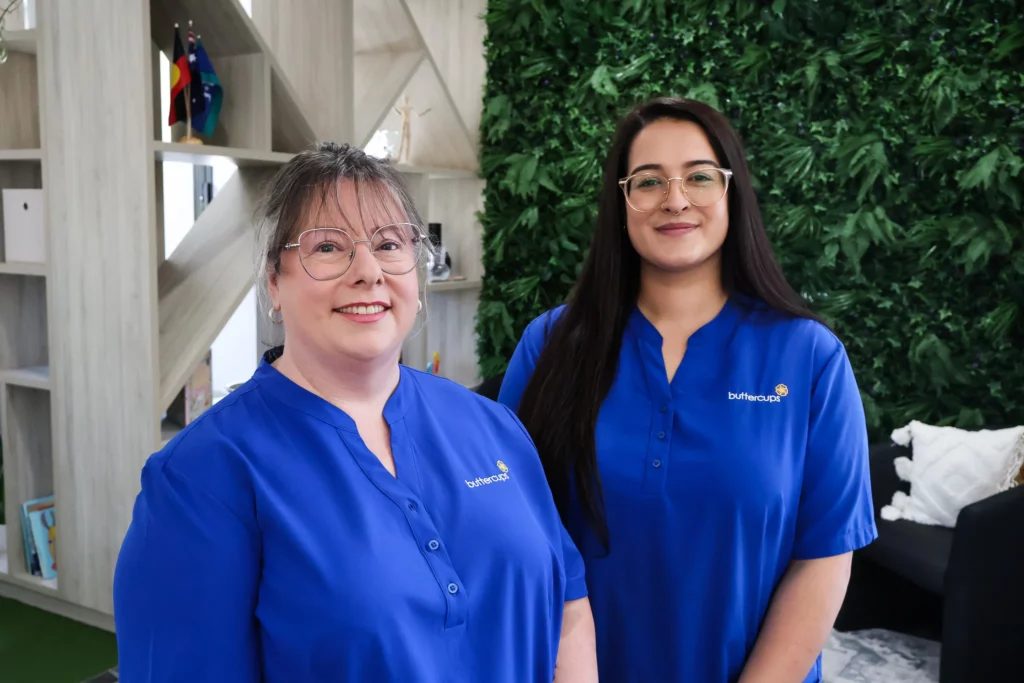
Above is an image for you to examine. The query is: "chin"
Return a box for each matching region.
[335,339,399,364]
[642,251,712,274]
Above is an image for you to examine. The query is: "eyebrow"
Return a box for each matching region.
[628,160,719,175]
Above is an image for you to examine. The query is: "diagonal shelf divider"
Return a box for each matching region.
[157,166,278,412]
[394,0,477,157]
[355,49,425,147]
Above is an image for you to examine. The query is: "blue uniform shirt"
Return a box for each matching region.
[113,348,587,683]
[499,296,878,683]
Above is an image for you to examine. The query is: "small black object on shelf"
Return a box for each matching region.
[427,222,452,279]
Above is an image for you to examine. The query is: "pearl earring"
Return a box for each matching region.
[417,299,422,312]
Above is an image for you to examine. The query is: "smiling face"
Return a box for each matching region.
[267,179,421,367]
[623,118,730,275]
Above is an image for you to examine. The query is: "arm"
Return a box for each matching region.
[738,554,852,683]
[742,339,876,681]
[113,453,261,682]
[554,596,599,683]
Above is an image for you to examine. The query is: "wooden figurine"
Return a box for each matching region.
[394,94,431,164]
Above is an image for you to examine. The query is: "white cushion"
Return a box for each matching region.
[880,421,1024,527]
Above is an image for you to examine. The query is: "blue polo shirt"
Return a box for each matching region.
[113,349,587,683]
[499,295,878,683]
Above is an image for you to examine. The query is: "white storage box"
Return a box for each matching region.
[2,188,45,264]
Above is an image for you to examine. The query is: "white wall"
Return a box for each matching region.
[158,50,258,400]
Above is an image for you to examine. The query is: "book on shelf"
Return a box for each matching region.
[165,350,213,428]
[20,495,56,580]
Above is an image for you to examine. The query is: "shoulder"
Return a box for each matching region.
[498,305,567,410]
[144,384,261,522]
[404,366,515,420]
[735,297,846,371]
[519,304,568,353]
[404,367,535,444]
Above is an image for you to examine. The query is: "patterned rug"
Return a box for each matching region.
[823,629,941,682]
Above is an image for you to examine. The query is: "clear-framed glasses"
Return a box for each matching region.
[282,222,427,281]
[618,167,733,212]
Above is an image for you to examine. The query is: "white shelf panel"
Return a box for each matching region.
[0,149,42,162]
[0,365,51,390]
[425,277,481,292]
[0,262,46,277]
[152,141,293,167]
[395,163,478,179]
[4,29,37,56]
[0,570,59,595]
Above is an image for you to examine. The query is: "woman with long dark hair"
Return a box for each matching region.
[498,97,877,683]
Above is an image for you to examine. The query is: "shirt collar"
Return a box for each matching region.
[253,346,409,432]
[627,293,746,351]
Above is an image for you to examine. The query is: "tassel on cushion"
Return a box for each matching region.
[894,456,914,482]
[880,491,909,522]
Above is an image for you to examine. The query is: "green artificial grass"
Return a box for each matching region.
[0,596,117,683]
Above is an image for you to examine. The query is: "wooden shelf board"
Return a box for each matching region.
[0,365,51,390]
[394,164,479,179]
[0,262,46,277]
[0,149,42,162]
[149,0,262,57]
[153,141,293,167]
[425,278,481,292]
[0,570,59,595]
[4,29,37,55]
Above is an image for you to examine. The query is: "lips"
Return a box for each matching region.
[336,304,388,315]
[656,222,699,234]
[334,302,391,323]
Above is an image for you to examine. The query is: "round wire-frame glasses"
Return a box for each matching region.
[618,167,734,212]
[282,222,428,281]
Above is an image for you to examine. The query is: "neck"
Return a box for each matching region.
[637,255,728,335]
[273,339,400,413]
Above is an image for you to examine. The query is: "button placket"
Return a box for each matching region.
[401,497,467,629]
[644,396,673,491]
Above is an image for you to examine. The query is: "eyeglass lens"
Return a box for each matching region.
[297,224,422,280]
[624,169,729,210]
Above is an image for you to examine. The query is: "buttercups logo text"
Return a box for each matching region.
[466,460,511,488]
[728,384,789,404]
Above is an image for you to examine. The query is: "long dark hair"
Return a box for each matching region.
[516,97,820,553]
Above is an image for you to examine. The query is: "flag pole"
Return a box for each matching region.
[180,20,202,145]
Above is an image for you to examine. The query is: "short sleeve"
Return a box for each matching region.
[792,341,879,560]
[497,307,562,412]
[560,525,589,601]
[113,449,262,682]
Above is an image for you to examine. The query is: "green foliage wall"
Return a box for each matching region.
[476,0,1024,441]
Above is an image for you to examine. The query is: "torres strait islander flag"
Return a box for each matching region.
[168,25,191,125]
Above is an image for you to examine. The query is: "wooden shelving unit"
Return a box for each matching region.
[0,0,487,630]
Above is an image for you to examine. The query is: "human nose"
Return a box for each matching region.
[661,178,690,213]
[346,238,384,285]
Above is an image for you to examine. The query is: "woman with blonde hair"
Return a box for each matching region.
[113,142,597,683]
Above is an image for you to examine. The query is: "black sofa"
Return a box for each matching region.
[837,442,1024,682]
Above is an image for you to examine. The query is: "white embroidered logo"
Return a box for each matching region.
[728,384,788,404]
[465,460,511,488]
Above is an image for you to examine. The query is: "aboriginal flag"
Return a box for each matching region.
[168,26,191,125]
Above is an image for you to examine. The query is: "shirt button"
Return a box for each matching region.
[407,501,417,511]
[659,404,668,413]
[652,459,662,468]
[657,431,666,439]
[447,582,459,594]
[427,539,440,551]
